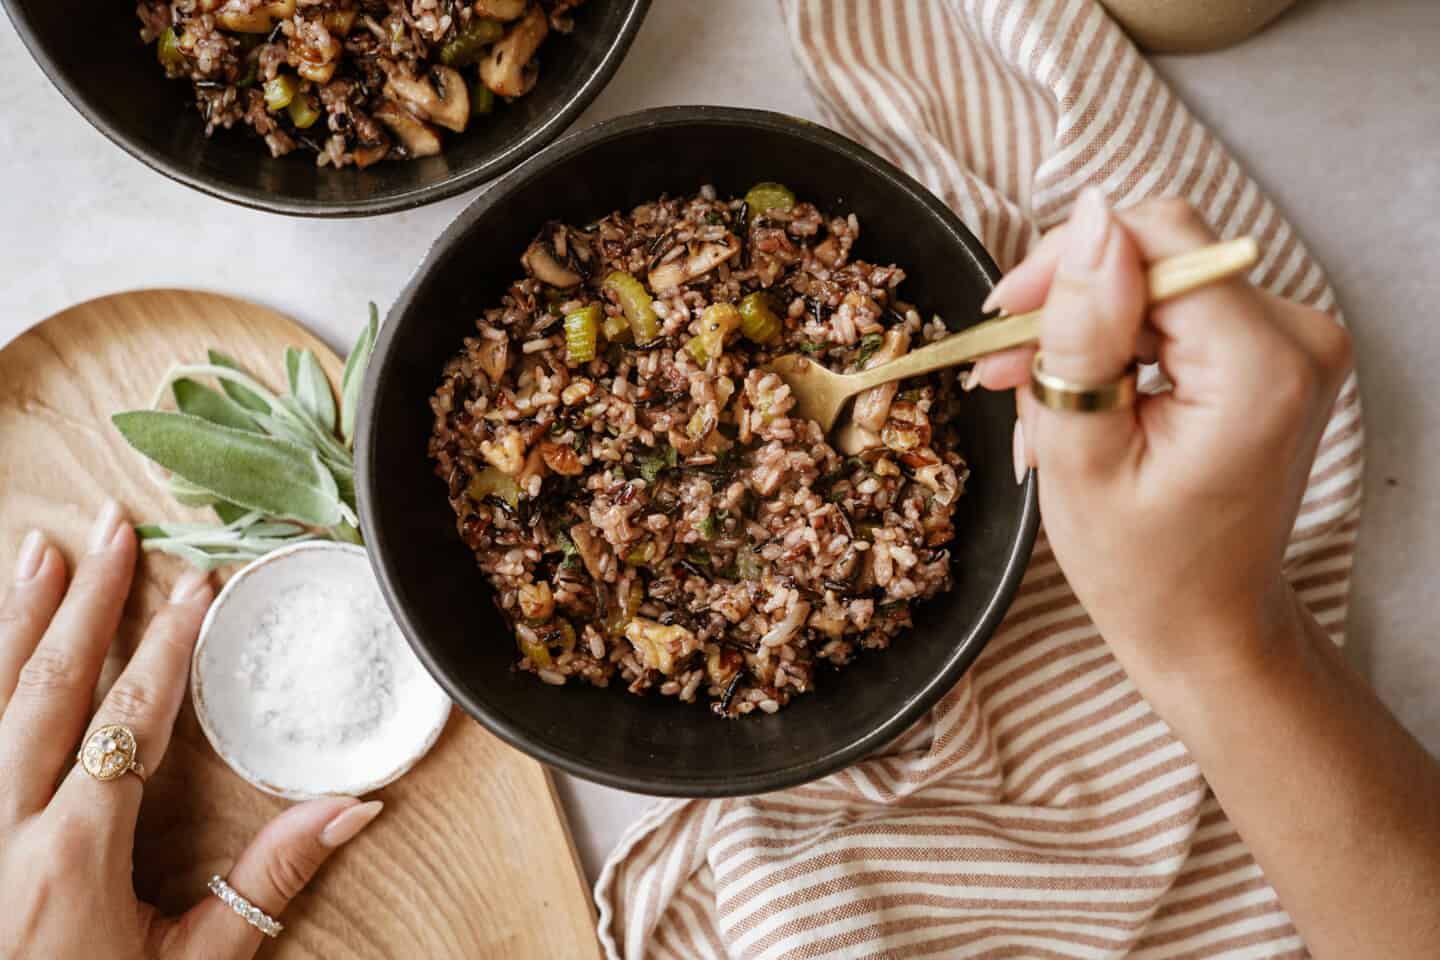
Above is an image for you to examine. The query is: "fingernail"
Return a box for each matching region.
[961,360,985,392]
[320,800,383,848]
[15,530,44,582]
[1013,419,1027,485]
[170,569,212,604]
[1061,187,1110,274]
[981,286,1004,313]
[88,500,125,554]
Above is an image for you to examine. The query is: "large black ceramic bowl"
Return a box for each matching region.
[1,0,649,216]
[357,106,1038,796]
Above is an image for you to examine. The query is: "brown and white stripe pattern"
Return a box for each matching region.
[594,1,1364,956]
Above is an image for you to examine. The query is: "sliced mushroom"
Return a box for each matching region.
[880,400,931,453]
[383,66,469,133]
[625,618,700,675]
[351,138,391,169]
[569,524,607,581]
[481,5,548,97]
[538,441,583,476]
[427,66,471,132]
[835,420,882,457]
[474,0,529,20]
[521,221,586,288]
[475,337,509,381]
[914,461,960,506]
[850,328,911,432]
[647,234,742,292]
[372,100,442,157]
[215,0,294,32]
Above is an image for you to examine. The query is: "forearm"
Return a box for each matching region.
[1115,594,1440,958]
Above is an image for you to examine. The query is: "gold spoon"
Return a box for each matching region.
[770,236,1260,432]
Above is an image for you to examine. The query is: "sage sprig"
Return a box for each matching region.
[135,512,319,571]
[113,304,380,569]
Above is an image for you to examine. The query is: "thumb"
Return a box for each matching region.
[174,796,383,959]
[1028,187,1147,477]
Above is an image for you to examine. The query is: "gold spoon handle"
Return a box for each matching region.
[847,235,1260,391]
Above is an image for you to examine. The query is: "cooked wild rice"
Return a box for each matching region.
[428,185,969,716]
[133,1,585,169]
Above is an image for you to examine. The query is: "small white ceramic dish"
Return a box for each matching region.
[191,541,453,800]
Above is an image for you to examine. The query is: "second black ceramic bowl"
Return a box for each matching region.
[1,0,649,216]
[358,106,1038,796]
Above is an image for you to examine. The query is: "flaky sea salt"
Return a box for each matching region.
[192,543,451,799]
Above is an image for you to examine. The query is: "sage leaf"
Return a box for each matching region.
[112,411,344,526]
[173,379,257,432]
[340,303,379,446]
[208,350,271,413]
[331,520,364,545]
[287,347,337,433]
[213,501,249,525]
[165,476,249,522]
[140,540,261,571]
[168,476,222,508]
[273,396,349,464]
[285,347,301,395]
[251,408,319,452]
[328,461,357,512]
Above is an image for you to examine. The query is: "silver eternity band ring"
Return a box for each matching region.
[208,875,284,938]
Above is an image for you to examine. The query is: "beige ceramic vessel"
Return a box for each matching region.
[1100,0,1301,52]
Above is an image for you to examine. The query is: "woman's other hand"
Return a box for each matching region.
[0,503,382,960]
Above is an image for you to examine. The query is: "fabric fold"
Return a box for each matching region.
[596,1,1363,956]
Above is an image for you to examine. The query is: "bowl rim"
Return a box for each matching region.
[356,105,1040,796]
[0,0,652,218]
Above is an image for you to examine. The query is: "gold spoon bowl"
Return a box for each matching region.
[770,236,1259,433]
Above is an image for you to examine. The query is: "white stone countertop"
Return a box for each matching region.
[2,0,1437,887]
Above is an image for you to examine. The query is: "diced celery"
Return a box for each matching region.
[156,28,186,73]
[738,291,781,343]
[287,94,321,129]
[263,74,297,112]
[564,304,601,365]
[603,271,660,344]
[440,17,504,67]
[744,181,796,216]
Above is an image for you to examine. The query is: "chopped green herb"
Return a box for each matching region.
[798,341,827,355]
[625,541,655,566]
[704,211,725,226]
[699,513,719,540]
[638,445,678,484]
[857,332,884,366]
[553,530,582,571]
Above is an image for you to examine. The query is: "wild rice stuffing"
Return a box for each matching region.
[133,1,585,168]
[429,183,969,717]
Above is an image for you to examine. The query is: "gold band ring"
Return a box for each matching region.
[1030,351,1139,413]
[77,723,146,784]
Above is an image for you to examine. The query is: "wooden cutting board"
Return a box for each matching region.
[0,290,601,960]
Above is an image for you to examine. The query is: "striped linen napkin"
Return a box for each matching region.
[595,1,1364,956]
